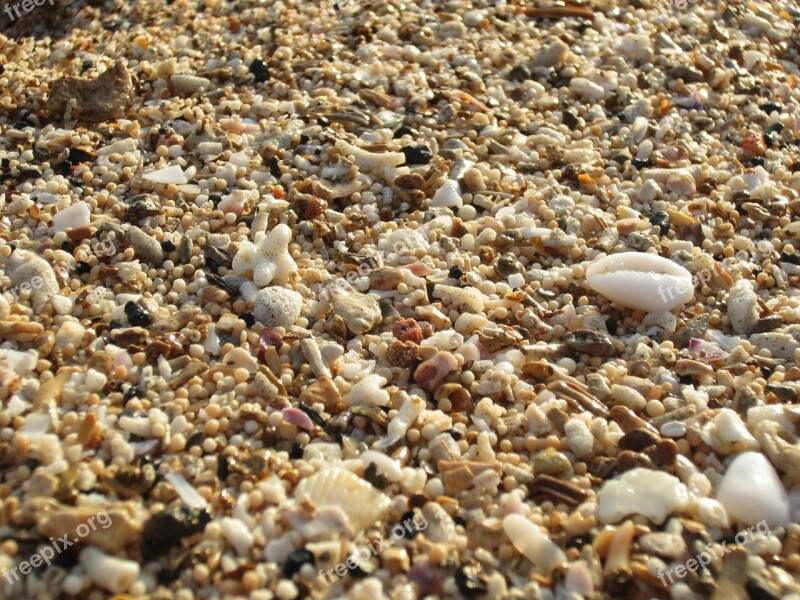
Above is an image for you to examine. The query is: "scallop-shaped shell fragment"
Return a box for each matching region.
[294,467,391,533]
[586,253,694,313]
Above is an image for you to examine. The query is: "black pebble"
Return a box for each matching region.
[632,158,654,169]
[268,156,281,179]
[509,64,531,82]
[54,161,72,175]
[124,301,153,327]
[209,193,222,206]
[284,549,314,577]
[317,116,330,127]
[240,312,255,327]
[19,167,42,179]
[76,261,92,275]
[394,511,423,539]
[649,211,670,236]
[760,102,782,114]
[157,567,181,585]
[160,240,176,252]
[781,252,800,266]
[217,455,228,481]
[562,110,579,129]
[393,124,418,139]
[401,145,432,165]
[766,123,784,135]
[448,265,463,279]
[68,147,94,163]
[141,506,211,561]
[425,281,437,300]
[249,59,270,84]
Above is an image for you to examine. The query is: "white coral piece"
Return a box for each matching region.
[232,223,297,287]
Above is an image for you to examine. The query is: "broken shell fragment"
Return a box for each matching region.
[502,513,567,574]
[586,253,694,312]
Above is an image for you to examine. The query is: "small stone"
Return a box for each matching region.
[124,301,153,327]
[533,40,570,67]
[618,428,660,452]
[48,60,133,122]
[369,267,405,290]
[533,447,572,476]
[300,376,341,410]
[508,64,531,82]
[564,329,615,356]
[386,340,419,367]
[462,168,485,192]
[638,532,687,560]
[55,321,86,347]
[128,226,165,265]
[170,74,212,94]
[332,287,382,335]
[649,211,670,236]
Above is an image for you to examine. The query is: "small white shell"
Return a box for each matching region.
[586,253,693,312]
[294,467,391,533]
[430,179,463,208]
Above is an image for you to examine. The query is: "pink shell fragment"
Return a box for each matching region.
[282,407,315,431]
[689,338,729,362]
[398,262,433,277]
